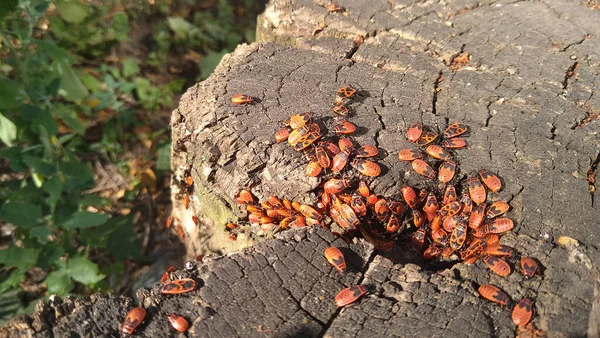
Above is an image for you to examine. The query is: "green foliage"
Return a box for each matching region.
[0,0,144,324]
[0,0,259,326]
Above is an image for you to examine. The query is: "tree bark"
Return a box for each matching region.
[3,0,600,336]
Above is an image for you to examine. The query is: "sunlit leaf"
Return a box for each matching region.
[0,112,17,147]
[45,261,73,296]
[67,255,105,285]
[167,17,194,37]
[122,58,140,78]
[55,59,89,102]
[55,0,89,24]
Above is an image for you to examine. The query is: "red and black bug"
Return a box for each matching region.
[468,177,487,205]
[439,201,461,218]
[165,216,174,229]
[324,178,350,194]
[351,158,381,177]
[231,94,256,105]
[443,185,457,204]
[306,161,322,177]
[449,218,467,250]
[324,247,347,272]
[333,120,357,135]
[443,123,468,139]
[315,146,331,169]
[425,145,451,160]
[479,169,502,192]
[483,255,511,277]
[401,186,418,209]
[332,105,349,116]
[512,298,534,326]
[350,193,367,216]
[487,218,514,233]
[412,210,425,228]
[274,127,291,143]
[335,285,367,307]
[121,307,146,335]
[289,112,312,129]
[406,123,424,142]
[469,204,486,229]
[415,131,439,146]
[411,227,426,251]
[441,137,467,149]
[398,149,423,161]
[354,145,378,158]
[236,190,254,204]
[168,314,189,332]
[411,159,436,179]
[478,284,510,306]
[484,244,513,257]
[161,266,176,283]
[374,198,390,220]
[520,257,539,278]
[485,201,510,219]
[438,160,457,183]
[161,278,197,294]
[334,85,357,105]
[332,149,352,173]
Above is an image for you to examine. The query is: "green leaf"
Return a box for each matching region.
[107,215,142,260]
[54,109,85,135]
[0,0,18,20]
[0,288,27,326]
[45,262,73,296]
[67,255,105,285]
[0,79,22,110]
[0,202,42,228]
[61,160,94,191]
[0,245,38,267]
[0,268,27,294]
[55,0,88,24]
[80,194,110,208]
[35,40,67,60]
[30,226,52,244]
[111,12,130,42]
[0,147,26,172]
[199,49,228,79]
[156,140,171,171]
[0,112,17,147]
[37,244,64,270]
[167,17,194,37]
[122,58,140,78]
[62,211,109,229]
[79,72,102,92]
[44,175,63,213]
[21,106,59,137]
[55,59,89,102]
[22,155,56,177]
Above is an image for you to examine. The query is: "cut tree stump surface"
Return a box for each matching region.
[3,0,600,337]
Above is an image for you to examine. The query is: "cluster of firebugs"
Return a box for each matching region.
[121,87,540,335]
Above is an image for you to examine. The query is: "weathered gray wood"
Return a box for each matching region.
[3,0,600,336]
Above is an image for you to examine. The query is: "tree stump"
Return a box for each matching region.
[3,0,600,337]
